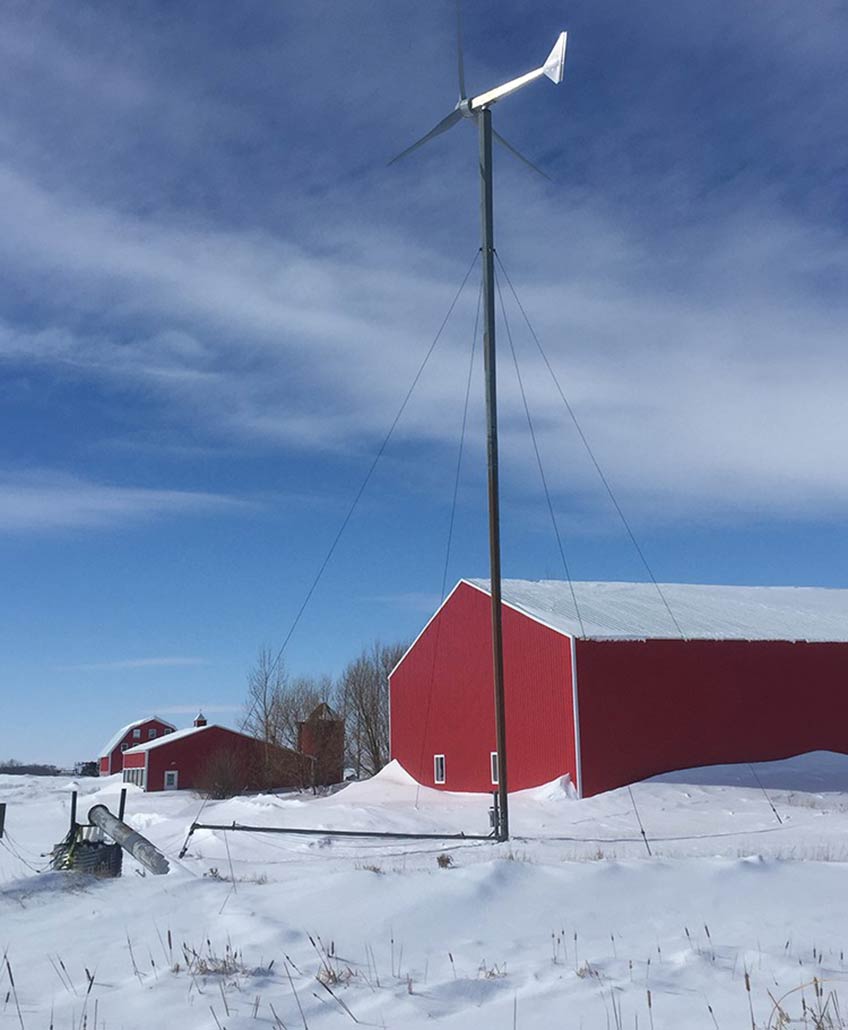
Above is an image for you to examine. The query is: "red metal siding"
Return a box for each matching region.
[141,727,303,792]
[576,638,848,797]
[390,582,576,792]
[146,727,250,792]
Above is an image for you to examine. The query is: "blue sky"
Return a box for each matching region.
[2,1,847,765]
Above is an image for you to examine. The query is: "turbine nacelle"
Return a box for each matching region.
[467,33,568,111]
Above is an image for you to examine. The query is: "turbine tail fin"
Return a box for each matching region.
[543,31,568,84]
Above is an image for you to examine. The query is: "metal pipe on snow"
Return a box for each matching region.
[88,804,170,875]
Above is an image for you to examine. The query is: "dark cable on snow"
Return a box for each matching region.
[495,253,685,641]
[0,834,47,874]
[496,269,586,638]
[748,763,783,825]
[627,785,653,856]
[519,822,788,845]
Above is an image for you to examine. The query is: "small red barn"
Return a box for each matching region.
[389,579,848,797]
[98,716,176,776]
[122,720,305,793]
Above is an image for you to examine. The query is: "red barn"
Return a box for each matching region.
[98,716,176,776]
[122,718,305,793]
[389,579,848,797]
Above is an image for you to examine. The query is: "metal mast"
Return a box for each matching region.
[389,27,568,844]
[478,106,509,840]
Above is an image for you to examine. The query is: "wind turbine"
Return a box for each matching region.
[389,28,567,176]
[390,22,569,843]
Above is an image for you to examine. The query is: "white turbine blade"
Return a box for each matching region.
[456,0,466,100]
[387,109,463,165]
[492,130,551,181]
[543,32,568,84]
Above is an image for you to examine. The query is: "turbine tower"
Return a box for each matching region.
[390,22,568,843]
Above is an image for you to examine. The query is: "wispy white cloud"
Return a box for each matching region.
[3,181,847,525]
[55,657,209,672]
[0,470,246,532]
[0,163,474,451]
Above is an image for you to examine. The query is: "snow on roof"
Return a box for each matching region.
[99,716,177,758]
[123,723,220,753]
[466,578,848,642]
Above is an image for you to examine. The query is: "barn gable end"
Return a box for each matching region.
[389,580,578,793]
[98,716,177,776]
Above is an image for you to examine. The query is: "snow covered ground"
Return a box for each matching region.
[3,753,848,1028]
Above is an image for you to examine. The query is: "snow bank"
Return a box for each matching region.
[518,773,577,802]
[4,753,848,1028]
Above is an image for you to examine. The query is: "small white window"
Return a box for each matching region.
[120,742,129,751]
[434,754,446,784]
[490,751,499,785]
[148,728,157,739]
[132,728,141,739]
[164,770,179,790]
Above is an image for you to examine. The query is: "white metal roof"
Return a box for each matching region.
[123,723,218,753]
[466,578,848,643]
[99,716,177,758]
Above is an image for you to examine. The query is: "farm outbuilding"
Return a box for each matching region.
[389,579,848,798]
[98,716,176,776]
[121,707,346,793]
[121,721,303,793]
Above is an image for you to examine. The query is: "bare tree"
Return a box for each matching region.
[278,674,335,750]
[339,640,407,777]
[242,648,338,785]
[241,646,288,747]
